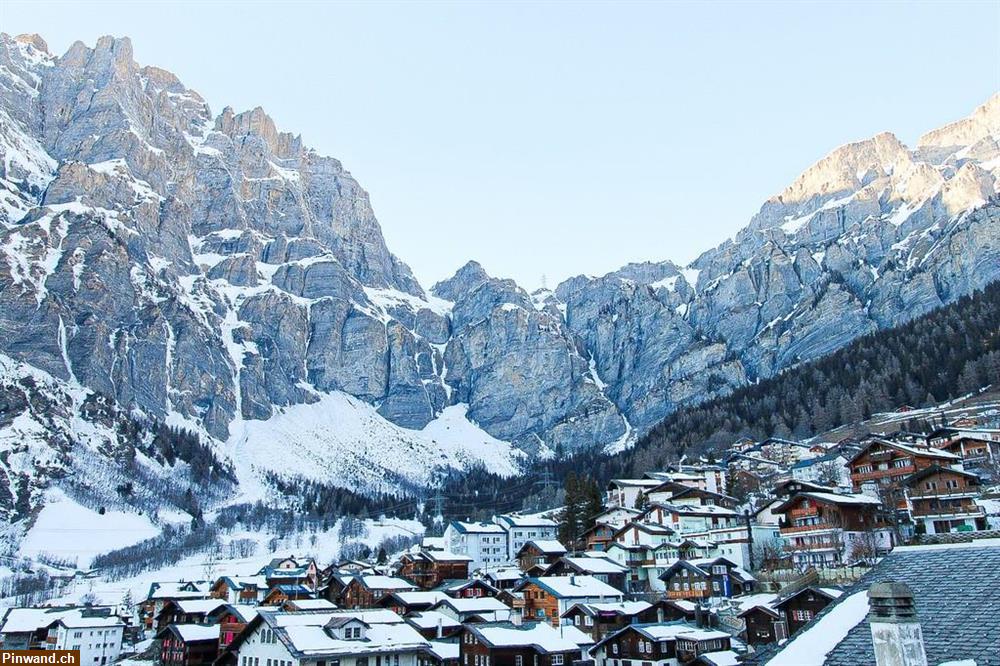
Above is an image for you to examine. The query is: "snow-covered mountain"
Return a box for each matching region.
[1,32,998,535]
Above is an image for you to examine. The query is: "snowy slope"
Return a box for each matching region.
[227,394,524,500]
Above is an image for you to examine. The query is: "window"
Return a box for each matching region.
[552,656,564,666]
[515,657,523,666]
[712,581,720,592]
[585,616,594,627]
[612,645,619,655]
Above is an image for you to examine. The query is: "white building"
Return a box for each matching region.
[494,514,559,560]
[48,610,125,666]
[231,609,433,666]
[790,453,851,489]
[443,521,508,572]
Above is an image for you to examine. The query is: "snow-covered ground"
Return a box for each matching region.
[18,490,161,568]
[3,515,424,610]
[226,392,524,500]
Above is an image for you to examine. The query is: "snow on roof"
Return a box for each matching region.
[282,622,428,656]
[472,622,581,653]
[558,625,595,647]
[698,650,740,666]
[764,591,869,666]
[391,591,448,606]
[566,601,651,617]
[173,624,220,643]
[404,611,461,630]
[523,540,567,554]
[427,641,459,661]
[802,492,882,506]
[435,597,509,613]
[609,479,662,488]
[287,599,337,610]
[423,550,473,562]
[633,624,729,642]
[147,581,210,600]
[450,521,505,534]
[270,609,403,629]
[497,514,558,528]
[559,556,627,574]
[357,576,417,590]
[729,593,779,612]
[2,607,127,633]
[528,576,624,599]
[172,599,228,614]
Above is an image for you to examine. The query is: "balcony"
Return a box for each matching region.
[785,540,841,552]
[779,522,839,535]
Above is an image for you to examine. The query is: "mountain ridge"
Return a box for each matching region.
[1,33,998,529]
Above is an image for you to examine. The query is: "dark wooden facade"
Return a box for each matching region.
[400,553,471,590]
[157,627,219,666]
[774,587,839,636]
[459,627,579,666]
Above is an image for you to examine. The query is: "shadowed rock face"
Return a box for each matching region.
[1,32,998,467]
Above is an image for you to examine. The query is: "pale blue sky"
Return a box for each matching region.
[4,1,998,290]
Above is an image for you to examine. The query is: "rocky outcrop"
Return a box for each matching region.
[1,32,998,485]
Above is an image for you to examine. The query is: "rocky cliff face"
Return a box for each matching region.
[1,33,998,506]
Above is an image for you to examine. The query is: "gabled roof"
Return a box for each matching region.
[902,464,982,487]
[466,621,581,654]
[156,623,220,643]
[517,540,567,556]
[561,601,651,619]
[495,514,558,529]
[772,491,881,515]
[381,591,448,608]
[658,557,754,583]
[159,598,228,616]
[771,586,843,610]
[754,540,1000,666]
[548,556,627,575]
[516,575,624,599]
[403,611,462,631]
[589,622,730,654]
[349,576,417,591]
[847,438,961,465]
[431,597,510,614]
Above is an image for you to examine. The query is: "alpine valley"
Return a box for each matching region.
[1,33,998,550]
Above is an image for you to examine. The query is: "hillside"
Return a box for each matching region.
[1,31,998,538]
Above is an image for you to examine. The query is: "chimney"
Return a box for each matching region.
[693,604,705,628]
[436,616,443,639]
[868,582,927,666]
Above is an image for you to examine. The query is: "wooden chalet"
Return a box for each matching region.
[403,610,463,640]
[739,603,784,647]
[140,581,210,631]
[377,590,448,615]
[658,557,754,600]
[773,586,842,636]
[516,540,568,573]
[580,522,617,552]
[460,622,584,666]
[155,599,227,632]
[904,465,987,534]
[209,576,267,605]
[848,438,961,495]
[513,576,624,628]
[261,584,314,607]
[339,575,417,609]
[157,624,220,666]
[436,578,499,599]
[589,622,732,666]
[542,556,628,592]
[560,601,652,640]
[772,491,893,568]
[204,605,258,654]
[399,550,472,590]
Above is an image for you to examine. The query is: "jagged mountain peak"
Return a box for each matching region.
[431,259,491,301]
[13,33,49,54]
[917,92,1000,161]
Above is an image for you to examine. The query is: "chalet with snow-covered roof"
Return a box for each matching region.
[459,621,585,666]
[591,507,642,530]
[588,622,732,666]
[516,540,567,573]
[140,581,211,630]
[220,608,435,666]
[513,576,624,627]
[262,584,316,607]
[211,576,269,605]
[772,586,843,636]
[340,576,418,609]
[378,591,448,616]
[0,606,126,663]
[580,523,617,552]
[658,557,754,601]
[429,596,512,624]
[542,556,628,591]
[283,599,337,613]
[603,540,713,595]
[773,491,893,568]
[398,550,472,590]
[494,514,560,561]
[155,599,228,631]
[737,602,783,647]
[157,624,220,666]
[936,435,1000,478]
[560,601,652,641]
[205,604,259,654]
[848,438,961,496]
[645,482,737,510]
[482,567,525,591]
[403,611,463,641]
[435,578,498,599]
[903,465,987,534]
